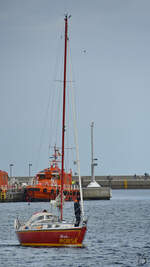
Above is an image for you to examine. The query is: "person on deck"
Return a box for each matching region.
[74,198,81,227]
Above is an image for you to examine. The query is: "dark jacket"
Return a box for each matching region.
[74,201,81,217]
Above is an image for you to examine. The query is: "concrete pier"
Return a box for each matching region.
[0,189,25,202]
[83,187,111,200]
[1,175,112,202]
[6,189,25,202]
[1,174,149,202]
[73,175,150,189]
[0,187,111,202]
[8,175,150,189]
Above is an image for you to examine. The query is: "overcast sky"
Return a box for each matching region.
[1,0,150,177]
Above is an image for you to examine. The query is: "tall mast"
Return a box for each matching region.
[91,122,94,183]
[89,121,99,187]
[61,15,68,221]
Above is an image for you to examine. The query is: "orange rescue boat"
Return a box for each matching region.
[25,146,80,202]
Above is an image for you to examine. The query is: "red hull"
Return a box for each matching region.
[16,226,86,247]
[25,188,80,202]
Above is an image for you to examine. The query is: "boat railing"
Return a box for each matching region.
[14,217,25,230]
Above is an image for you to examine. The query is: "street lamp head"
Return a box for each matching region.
[10,163,14,167]
[9,163,14,177]
[29,163,32,177]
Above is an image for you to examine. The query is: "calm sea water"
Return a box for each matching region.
[0,190,150,267]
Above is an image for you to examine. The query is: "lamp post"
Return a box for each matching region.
[9,163,14,177]
[29,163,32,177]
[91,122,98,183]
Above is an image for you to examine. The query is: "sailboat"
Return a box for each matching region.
[14,15,87,247]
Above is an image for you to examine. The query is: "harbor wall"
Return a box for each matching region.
[0,189,25,202]
[8,175,150,189]
[1,175,149,202]
[73,175,150,189]
[83,187,111,200]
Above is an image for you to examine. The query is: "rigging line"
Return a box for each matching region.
[53,60,64,148]
[49,37,65,153]
[68,41,77,165]
[35,25,64,171]
[48,28,64,156]
[48,85,57,151]
[48,69,61,151]
[64,40,75,172]
[65,82,71,172]
[65,77,68,171]
[54,85,62,148]
[68,41,77,128]
[50,22,68,156]
[54,80,75,83]
[68,80,76,172]
[66,54,76,173]
[35,80,53,172]
[68,43,85,220]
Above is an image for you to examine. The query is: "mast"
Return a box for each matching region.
[71,80,85,220]
[91,122,94,183]
[89,121,99,187]
[61,15,68,221]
